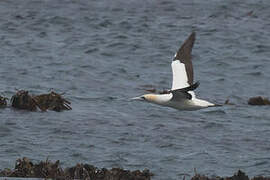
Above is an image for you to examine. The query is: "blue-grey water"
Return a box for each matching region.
[0,0,270,179]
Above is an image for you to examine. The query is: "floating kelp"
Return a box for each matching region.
[0,96,8,108]
[1,159,270,180]
[33,91,72,112]
[0,157,63,178]
[224,99,235,105]
[66,163,153,180]
[0,157,153,180]
[248,96,270,106]
[191,170,270,180]
[10,90,71,112]
[10,90,40,111]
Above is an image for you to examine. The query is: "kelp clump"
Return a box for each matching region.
[0,95,8,108]
[1,158,270,180]
[10,90,71,112]
[248,96,270,106]
[191,170,270,180]
[34,91,71,112]
[0,157,63,178]
[11,90,38,111]
[0,157,153,180]
[65,164,152,180]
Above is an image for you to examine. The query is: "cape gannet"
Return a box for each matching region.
[132,32,218,111]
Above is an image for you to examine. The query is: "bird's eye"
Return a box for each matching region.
[141,96,146,100]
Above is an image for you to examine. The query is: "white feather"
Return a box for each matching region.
[171,60,189,90]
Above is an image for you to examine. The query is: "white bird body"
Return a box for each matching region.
[132,32,218,111]
[140,93,215,111]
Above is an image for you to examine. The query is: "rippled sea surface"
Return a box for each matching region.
[0,0,270,179]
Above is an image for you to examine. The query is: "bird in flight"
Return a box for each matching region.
[132,32,218,111]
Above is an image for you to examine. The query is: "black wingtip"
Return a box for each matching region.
[173,32,196,61]
[173,32,196,85]
[185,81,200,91]
[190,31,196,40]
[170,81,200,93]
[186,32,196,45]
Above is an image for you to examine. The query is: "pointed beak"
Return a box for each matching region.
[131,96,145,101]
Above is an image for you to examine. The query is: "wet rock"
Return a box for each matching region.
[0,158,153,180]
[248,96,270,106]
[0,95,8,108]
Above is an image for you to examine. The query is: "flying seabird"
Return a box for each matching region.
[132,32,218,111]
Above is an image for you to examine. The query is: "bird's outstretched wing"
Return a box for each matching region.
[171,32,196,90]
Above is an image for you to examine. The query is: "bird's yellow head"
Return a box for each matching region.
[132,94,158,102]
[143,94,158,102]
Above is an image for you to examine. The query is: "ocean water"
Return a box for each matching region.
[0,0,270,179]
